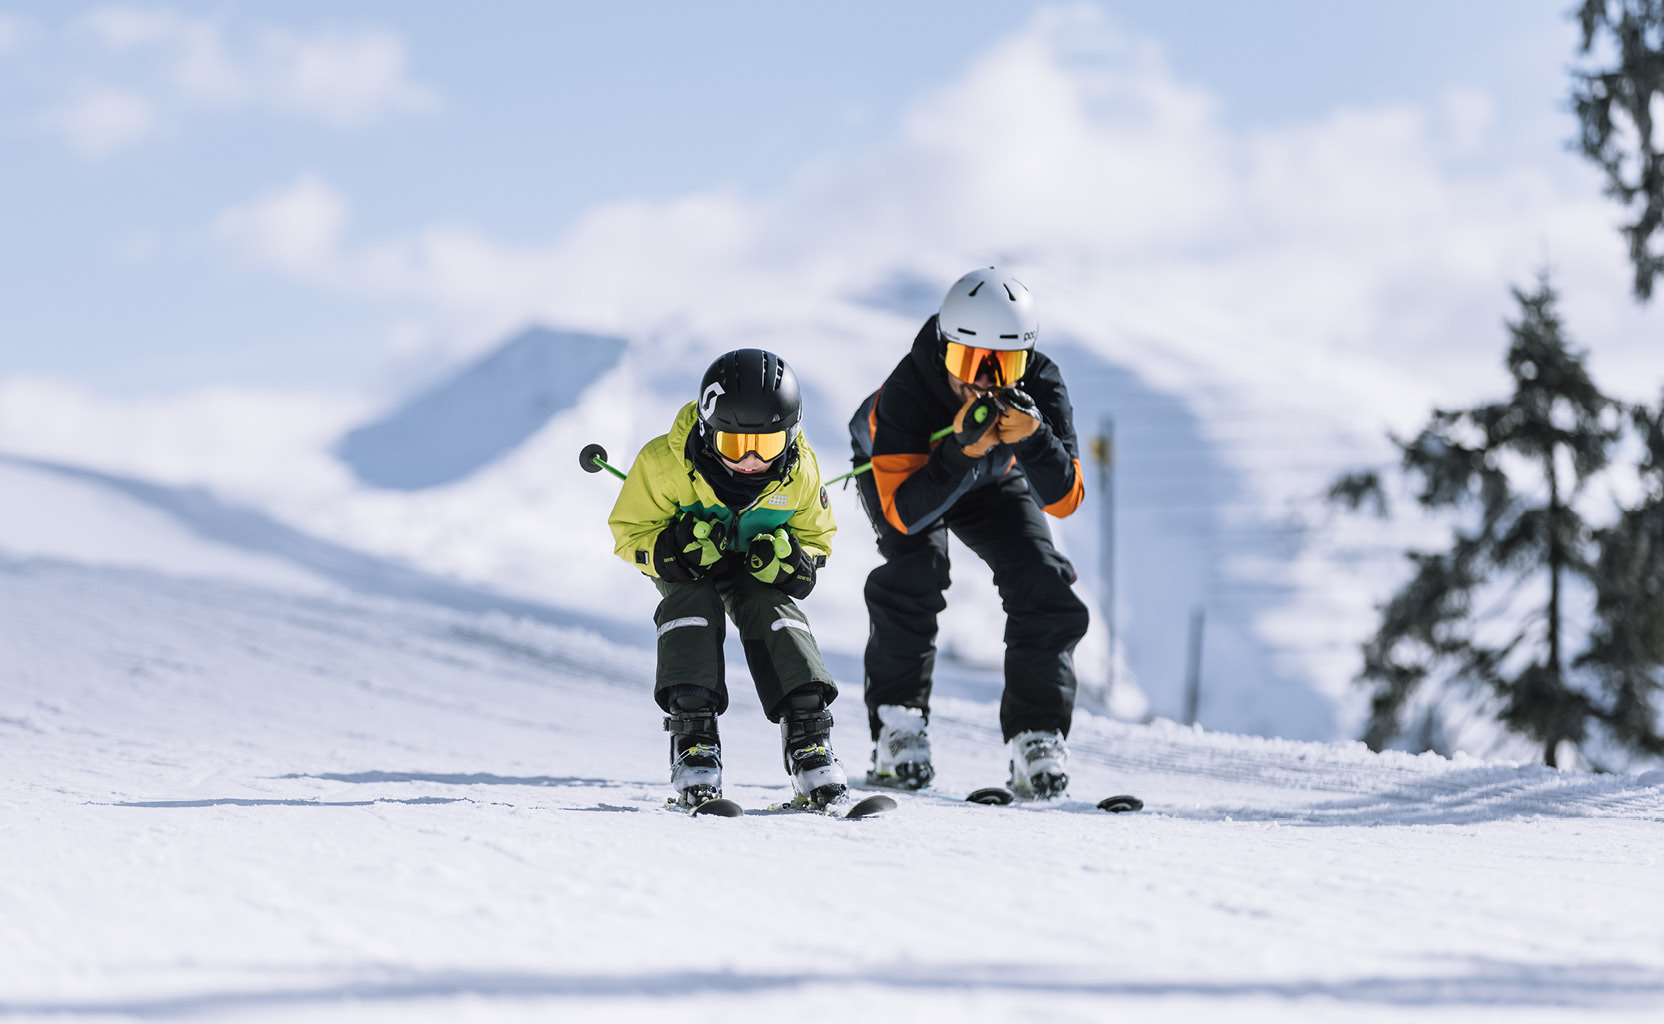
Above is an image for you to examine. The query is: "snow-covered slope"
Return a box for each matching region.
[0,458,341,594]
[4,555,1662,1023]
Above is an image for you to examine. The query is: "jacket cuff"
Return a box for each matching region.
[1014,422,1056,459]
[652,526,700,582]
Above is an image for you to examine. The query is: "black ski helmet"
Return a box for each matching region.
[696,349,802,468]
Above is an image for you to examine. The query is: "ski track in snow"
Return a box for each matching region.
[3,558,1664,1023]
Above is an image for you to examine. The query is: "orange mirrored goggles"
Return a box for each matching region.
[943,341,1030,386]
[713,429,790,462]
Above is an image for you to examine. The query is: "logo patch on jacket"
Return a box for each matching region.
[766,493,791,507]
[819,486,829,509]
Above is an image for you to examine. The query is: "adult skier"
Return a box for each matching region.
[608,348,848,810]
[850,268,1088,797]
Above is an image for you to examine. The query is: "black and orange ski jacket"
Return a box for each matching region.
[849,315,1084,535]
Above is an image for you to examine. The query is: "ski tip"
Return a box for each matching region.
[689,797,745,817]
[966,786,1016,806]
[842,793,898,819]
[1097,794,1144,813]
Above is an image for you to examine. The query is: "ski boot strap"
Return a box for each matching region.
[664,708,719,736]
[781,708,834,744]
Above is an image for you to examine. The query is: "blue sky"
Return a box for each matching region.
[0,1,1596,393]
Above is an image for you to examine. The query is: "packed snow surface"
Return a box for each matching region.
[3,556,1662,1024]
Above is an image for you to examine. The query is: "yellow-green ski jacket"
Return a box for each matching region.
[608,401,836,577]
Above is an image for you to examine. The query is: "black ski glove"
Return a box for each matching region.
[744,528,820,599]
[653,515,728,582]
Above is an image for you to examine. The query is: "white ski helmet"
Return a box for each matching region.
[937,267,1038,352]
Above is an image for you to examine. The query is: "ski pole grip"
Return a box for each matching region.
[956,394,1003,446]
[747,533,777,572]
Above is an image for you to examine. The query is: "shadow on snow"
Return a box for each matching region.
[1,958,1658,1016]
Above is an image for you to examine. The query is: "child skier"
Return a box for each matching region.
[607,348,847,809]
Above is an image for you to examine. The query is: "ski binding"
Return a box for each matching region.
[768,793,897,819]
[665,795,745,817]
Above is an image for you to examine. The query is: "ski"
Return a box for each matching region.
[1096,794,1144,813]
[766,793,898,819]
[964,786,1144,812]
[665,796,745,817]
[855,780,1144,813]
[667,793,898,818]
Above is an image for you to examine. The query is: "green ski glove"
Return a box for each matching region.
[654,515,728,582]
[745,528,819,598]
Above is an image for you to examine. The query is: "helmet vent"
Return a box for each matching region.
[967,281,984,297]
[957,327,977,335]
[1003,284,1016,301]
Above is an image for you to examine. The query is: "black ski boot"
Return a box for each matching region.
[665,694,722,809]
[779,690,848,808]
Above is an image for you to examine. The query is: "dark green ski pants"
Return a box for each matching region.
[652,566,837,722]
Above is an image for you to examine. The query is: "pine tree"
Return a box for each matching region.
[1579,396,1664,757]
[1571,0,1664,300]
[1331,276,1620,765]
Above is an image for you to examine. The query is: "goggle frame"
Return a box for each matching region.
[943,341,1030,387]
[712,428,790,463]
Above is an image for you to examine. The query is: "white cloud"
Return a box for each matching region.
[80,7,246,105]
[193,3,1662,445]
[211,175,350,276]
[195,4,1662,592]
[253,26,434,125]
[43,83,157,158]
[43,7,435,156]
[1442,87,1496,154]
[0,12,31,53]
[201,5,1649,403]
[80,6,186,49]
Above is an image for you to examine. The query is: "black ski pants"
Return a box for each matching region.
[857,471,1089,741]
[652,564,837,722]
